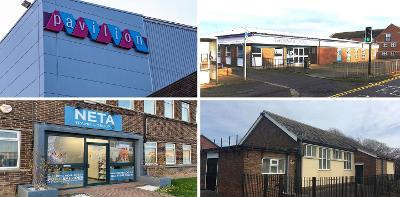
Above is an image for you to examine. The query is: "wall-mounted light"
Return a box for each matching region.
[21,0,32,9]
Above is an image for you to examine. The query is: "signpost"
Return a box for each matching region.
[365,27,372,75]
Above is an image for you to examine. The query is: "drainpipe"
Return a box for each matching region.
[296,137,303,193]
[143,114,148,176]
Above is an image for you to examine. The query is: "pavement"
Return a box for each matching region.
[58,182,171,197]
[201,68,368,97]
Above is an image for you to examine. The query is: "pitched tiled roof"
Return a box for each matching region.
[331,29,384,40]
[263,111,356,151]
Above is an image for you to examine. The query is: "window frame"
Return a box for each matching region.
[182,144,192,165]
[118,100,133,110]
[144,100,156,115]
[385,33,392,42]
[144,142,158,165]
[304,144,316,158]
[344,152,352,170]
[261,157,286,174]
[0,130,21,170]
[391,42,397,48]
[181,102,190,122]
[319,147,331,170]
[382,51,388,56]
[383,43,388,48]
[392,52,396,56]
[164,100,174,119]
[333,149,342,160]
[225,46,231,57]
[165,143,176,165]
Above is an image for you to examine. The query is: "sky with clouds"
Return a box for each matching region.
[201,100,400,148]
[0,0,196,41]
[199,0,400,37]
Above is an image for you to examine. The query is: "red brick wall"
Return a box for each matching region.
[375,24,400,59]
[354,151,377,176]
[241,116,297,149]
[217,151,244,197]
[0,100,197,196]
[201,135,218,150]
[318,47,338,65]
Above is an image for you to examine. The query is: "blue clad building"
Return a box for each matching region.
[0,0,197,97]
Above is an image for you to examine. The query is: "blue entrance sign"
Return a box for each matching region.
[64,106,122,131]
[47,170,84,187]
[111,167,134,181]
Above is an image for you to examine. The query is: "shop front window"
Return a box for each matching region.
[110,140,135,183]
[0,130,20,170]
[47,135,84,188]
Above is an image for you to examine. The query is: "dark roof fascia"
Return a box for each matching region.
[201,145,298,155]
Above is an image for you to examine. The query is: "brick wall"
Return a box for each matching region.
[241,116,298,149]
[201,135,218,150]
[149,72,197,97]
[217,151,244,197]
[0,100,197,196]
[354,151,377,176]
[317,47,337,65]
[376,24,400,59]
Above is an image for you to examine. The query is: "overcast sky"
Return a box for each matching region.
[0,0,196,41]
[201,100,400,148]
[199,0,400,37]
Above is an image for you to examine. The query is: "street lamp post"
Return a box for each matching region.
[244,31,248,80]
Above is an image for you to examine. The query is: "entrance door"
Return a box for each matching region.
[252,47,262,67]
[206,158,218,190]
[86,143,109,185]
[288,48,308,66]
[355,164,364,184]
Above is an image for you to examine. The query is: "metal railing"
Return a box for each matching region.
[243,174,400,197]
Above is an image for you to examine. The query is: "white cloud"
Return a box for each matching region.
[199,0,400,36]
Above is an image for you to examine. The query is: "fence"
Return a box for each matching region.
[327,59,400,79]
[248,58,299,71]
[243,174,400,197]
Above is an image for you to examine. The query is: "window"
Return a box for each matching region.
[304,144,316,157]
[144,142,157,165]
[383,43,388,48]
[392,52,396,56]
[392,42,397,47]
[226,46,231,58]
[144,100,156,114]
[344,152,352,170]
[164,100,174,119]
[165,143,176,165]
[181,102,190,122]
[262,158,286,174]
[333,150,342,160]
[385,33,392,42]
[0,130,20,170]
[382,52,388,56]
[355,49,359,59]
[110,140,134,163]
[319,147,331,170]
[182,145,191,165]
[238,45,244,58]
[118,100,133,109]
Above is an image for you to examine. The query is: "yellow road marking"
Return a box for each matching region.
[330,74,400,97]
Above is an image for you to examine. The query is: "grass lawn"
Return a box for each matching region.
[158,177,197,197]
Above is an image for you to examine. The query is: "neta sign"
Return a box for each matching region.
[44,10,149,53]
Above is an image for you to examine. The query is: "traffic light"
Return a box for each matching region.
[365,27,372,43]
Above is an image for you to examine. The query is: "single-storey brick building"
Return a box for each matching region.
[201,110,395,197]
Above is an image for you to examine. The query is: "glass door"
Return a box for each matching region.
[85,142,109,186]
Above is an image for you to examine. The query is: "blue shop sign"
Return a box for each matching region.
[111,167,134,181]
[64,106,122,131]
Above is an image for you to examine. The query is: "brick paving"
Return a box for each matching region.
[58,182,172,197]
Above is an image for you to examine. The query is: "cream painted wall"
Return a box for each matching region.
[302,145,355,179]
[387,161,395,175]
